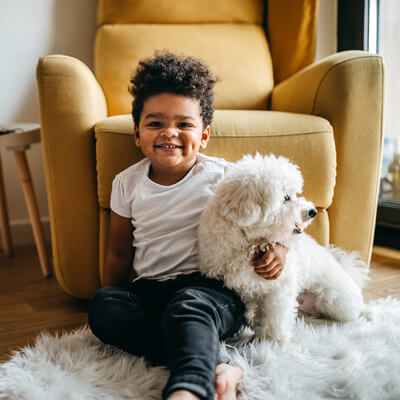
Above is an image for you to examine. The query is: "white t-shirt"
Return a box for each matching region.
[110,153,230,281]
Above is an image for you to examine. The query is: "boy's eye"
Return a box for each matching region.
[178,122,193,128]
[147,121,161,127]
[284,194,291,202]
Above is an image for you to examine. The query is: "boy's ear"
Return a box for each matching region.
[134,127,140,147]
[200,125,210,149]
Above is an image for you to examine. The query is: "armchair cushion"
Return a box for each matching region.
[95,24,273,116]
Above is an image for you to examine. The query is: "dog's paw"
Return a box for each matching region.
[253,326,291,345]
[253,325,265,339]
[274,332,292,346]
[360,305,375,321]
[253,325,272,341]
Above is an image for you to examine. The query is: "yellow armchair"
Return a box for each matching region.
[37,0,384,298]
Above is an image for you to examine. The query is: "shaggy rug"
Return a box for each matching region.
[1,297,400,400]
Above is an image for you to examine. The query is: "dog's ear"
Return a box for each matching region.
[216,178,262,227]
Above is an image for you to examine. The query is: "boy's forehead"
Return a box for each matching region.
[144,112,196,120]
[141,93,201,117]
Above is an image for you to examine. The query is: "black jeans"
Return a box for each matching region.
[88,272,245,400]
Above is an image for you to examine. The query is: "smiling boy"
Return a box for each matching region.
[88,51,287,400]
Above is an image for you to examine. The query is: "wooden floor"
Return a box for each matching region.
[0,246,88,362]
[0,245,399,362]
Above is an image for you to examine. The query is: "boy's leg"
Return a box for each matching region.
[88,282,168,365]
[161,275,245,400]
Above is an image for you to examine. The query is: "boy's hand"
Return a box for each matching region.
[251,243,288,280]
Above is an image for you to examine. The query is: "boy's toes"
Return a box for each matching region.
[215,363,243,400]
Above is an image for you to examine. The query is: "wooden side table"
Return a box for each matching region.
[0,123,51,277]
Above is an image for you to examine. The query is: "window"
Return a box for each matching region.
[338,0,400,249]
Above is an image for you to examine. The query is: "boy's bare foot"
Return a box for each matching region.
[167,390,200,400]
[166,363,243,400]
[214,363,243,400]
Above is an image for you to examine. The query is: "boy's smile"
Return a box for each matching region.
[135,93,210,185]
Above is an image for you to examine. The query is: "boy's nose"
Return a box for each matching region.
[162,127,178,137]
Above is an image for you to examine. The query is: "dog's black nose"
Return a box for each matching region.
[308,209,317,218]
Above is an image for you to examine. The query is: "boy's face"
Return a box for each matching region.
[135,93,210,182]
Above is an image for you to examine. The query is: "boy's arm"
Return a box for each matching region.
[102,211,134,287]
[251,243,288,280]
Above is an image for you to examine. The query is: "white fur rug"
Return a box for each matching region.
[1,297,400,400]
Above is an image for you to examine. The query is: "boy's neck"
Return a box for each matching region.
[149,157,198,186]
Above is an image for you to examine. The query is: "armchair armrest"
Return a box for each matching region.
[37,55,108,298]
[271,51,385,264]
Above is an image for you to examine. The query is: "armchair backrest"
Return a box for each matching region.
[94,0,318,116]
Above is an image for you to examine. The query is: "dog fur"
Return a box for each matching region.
[198,153,368,344]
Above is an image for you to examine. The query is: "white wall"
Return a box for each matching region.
[0,0,97,248]
[0,0,337,249]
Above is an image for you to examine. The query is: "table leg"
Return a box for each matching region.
[14,150,51,277]
[0,152,13,256]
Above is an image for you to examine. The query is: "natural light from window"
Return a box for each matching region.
[375,0,400,203]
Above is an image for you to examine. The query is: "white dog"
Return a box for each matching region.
[198,153,368,344]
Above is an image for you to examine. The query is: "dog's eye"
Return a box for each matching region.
[284,194,291,202]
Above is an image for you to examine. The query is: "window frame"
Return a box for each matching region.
[337,0,399,249]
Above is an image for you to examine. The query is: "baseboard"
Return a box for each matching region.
[373,245,400,261]
[0,217,51,249]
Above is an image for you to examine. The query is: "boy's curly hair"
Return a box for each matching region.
[129,51,217,128]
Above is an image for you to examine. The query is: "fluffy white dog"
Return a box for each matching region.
[199,153,368,344]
